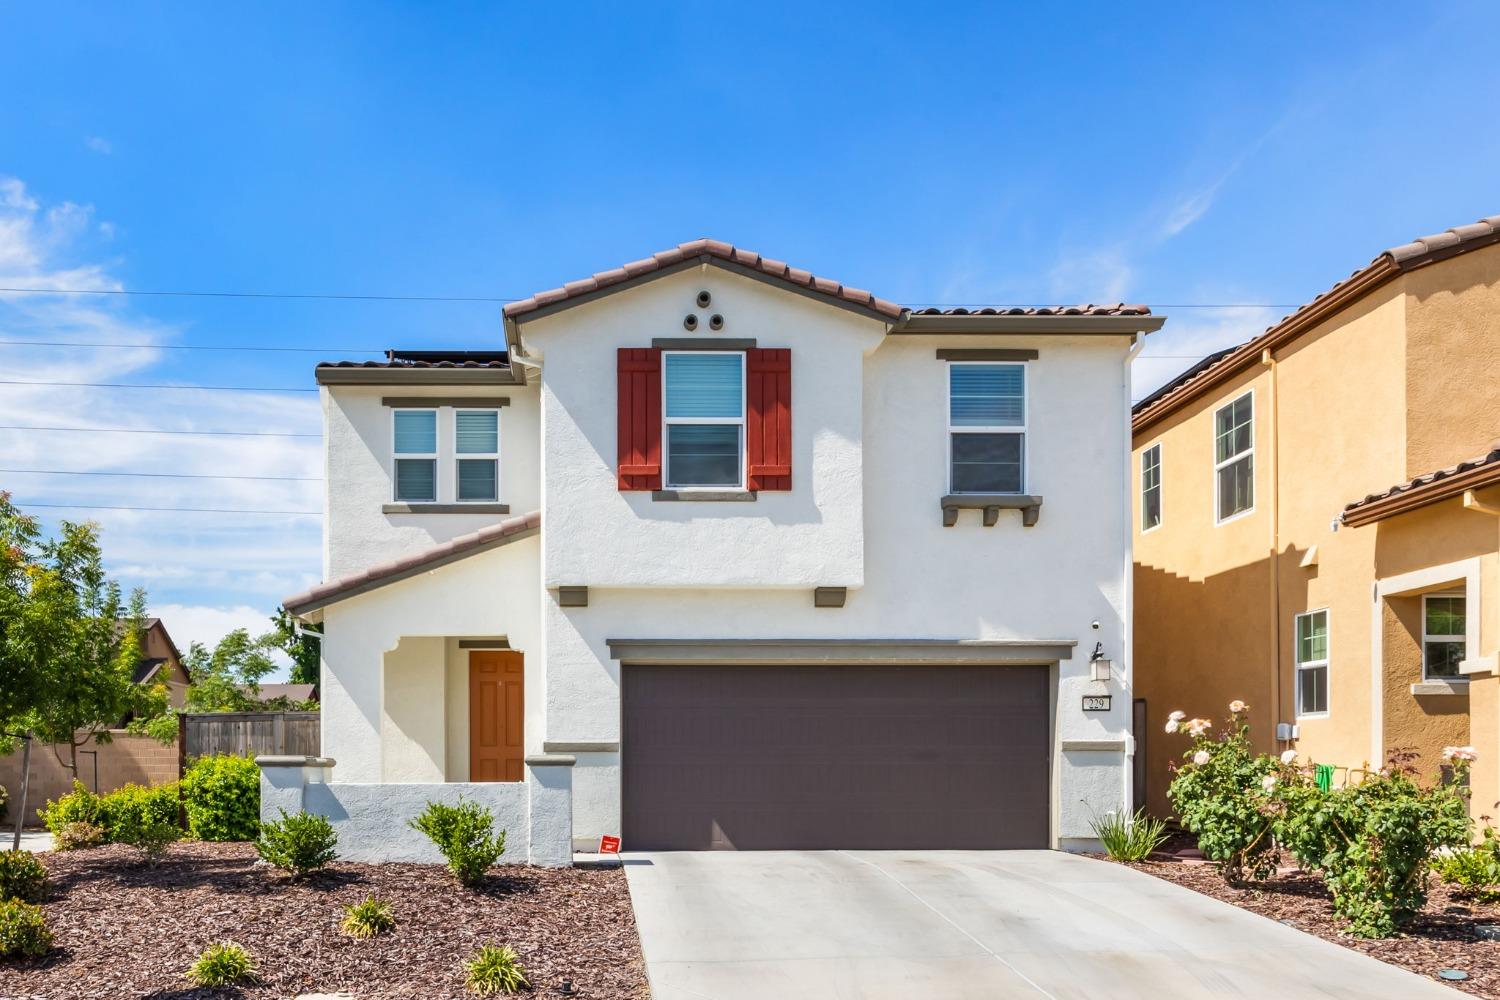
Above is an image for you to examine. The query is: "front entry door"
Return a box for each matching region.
[469,651,524,781]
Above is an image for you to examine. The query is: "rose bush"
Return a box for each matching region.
[1166,702,1281,882]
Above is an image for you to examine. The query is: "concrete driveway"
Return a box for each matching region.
[623,850,1457,1000]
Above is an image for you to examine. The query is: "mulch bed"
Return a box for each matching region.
[0,842,650,1000]
[1118,853,1500,998]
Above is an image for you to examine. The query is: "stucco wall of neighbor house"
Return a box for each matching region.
[323,382,540,579]
[319,535,542,783]
[540,323,1137,848]
[520,266,884,590]
[1403,243,1500,477]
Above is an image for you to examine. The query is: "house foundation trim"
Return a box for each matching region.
[605,637,1076,665]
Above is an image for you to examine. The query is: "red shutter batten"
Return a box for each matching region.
[617,347,662,490]
[747,348,792,491]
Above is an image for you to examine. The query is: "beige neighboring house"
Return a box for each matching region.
[1131,213,1500,819]
[0,617,189,822]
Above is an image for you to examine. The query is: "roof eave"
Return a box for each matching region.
[316,367,528,387]
[1342,461,1500,528]
[892,314,1164,336]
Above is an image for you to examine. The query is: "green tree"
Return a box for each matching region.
[266,607,319,688]
[181,629,281,713]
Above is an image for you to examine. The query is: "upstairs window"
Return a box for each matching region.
[392,409,437,502]
[455,409,500,502]
[1141,443,1162,531]
[948,362,1025,494]
[1296,609,1329,716]
[1424,593,1466,680]
[664,352,744,488]
[1214,392,1253,522]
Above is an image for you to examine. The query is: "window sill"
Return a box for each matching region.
[651,490,757,502]
[940,494,1042,527]
[383,503,511,514]
[1411,680,1469,697]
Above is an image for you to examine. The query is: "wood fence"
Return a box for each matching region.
[178,711,321,769]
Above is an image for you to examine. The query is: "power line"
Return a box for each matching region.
[23,501,319,516]
[0,424,318,438]
[0,340,384,354]
[0,379,316,393]
[0,286,516,303]
[0,468,321,482]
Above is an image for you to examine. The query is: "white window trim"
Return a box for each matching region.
[453,407,502,504]
[391,407,438,503]
[1141,442,1163,534]
[1294,607,1330,719]
[661,350,747,491]
[1422,591,1468,682]
[1213,389,1255,525]
[946,360,1028,496]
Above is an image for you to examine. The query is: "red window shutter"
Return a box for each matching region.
[617,347,662,491]
[746,348,792,491]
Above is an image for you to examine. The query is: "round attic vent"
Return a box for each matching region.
[709,314,724,330]
[683,314,698,331]
[696,290,712,307]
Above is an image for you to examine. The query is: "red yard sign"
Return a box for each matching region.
[599,835,622,855]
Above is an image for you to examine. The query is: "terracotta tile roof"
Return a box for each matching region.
[283,510,540,616]
[1134,213,1500,432]
[909,304,1152,317]
[502,239,906,322]
[1341,446,1500,527]
[317,350,512,372]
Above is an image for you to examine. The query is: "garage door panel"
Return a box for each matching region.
[623,663,1050,850]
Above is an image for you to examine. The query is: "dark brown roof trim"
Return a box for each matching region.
[283,510,540,616]
[1134,214,1500,434]
[1341,448,1500,527]
[503,239,905,324]
[894,312,1162,335]
[317,366,526,386]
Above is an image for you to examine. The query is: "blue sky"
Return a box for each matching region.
[2,2,1498,663]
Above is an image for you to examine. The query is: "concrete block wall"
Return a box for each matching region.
[0,732,179,825]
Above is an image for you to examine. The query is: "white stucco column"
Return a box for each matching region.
[525,753,575,867]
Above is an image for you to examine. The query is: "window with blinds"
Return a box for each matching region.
[455,409,500,502]
[663,352,744,488]
[948,362,1026,494]
[393,409,438,502]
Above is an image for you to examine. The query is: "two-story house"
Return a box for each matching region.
[272,240,1163,864]
[1131,214,1500,819]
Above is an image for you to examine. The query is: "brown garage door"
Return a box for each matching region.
[622,664,1050,850]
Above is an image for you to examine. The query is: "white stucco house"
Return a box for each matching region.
[268,239,1164,865]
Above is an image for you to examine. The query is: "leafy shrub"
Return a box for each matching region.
[1166,704,1281,881]
[0,900,52,958]
[1434,841,1500,901]
[0,851,47,903]
[181,754,260,841]
[40,781,104,838]
[55,821,105,851]
[1091,808,1169,862]
[186,941,256,986]
[409,799,507,886]
[340,895,395,938]
[465,944,530,995]
[1275,749,1471,937]
[99,782,179,835]
[256,809,338,877]
[113,812,180,865]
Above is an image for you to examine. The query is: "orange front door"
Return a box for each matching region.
[469,651,524,782]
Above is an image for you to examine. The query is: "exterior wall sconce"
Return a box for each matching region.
[1088,641,1112,683]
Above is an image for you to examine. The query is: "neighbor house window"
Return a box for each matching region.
[455,409,500,502]
[1214,391,1253,522]
[949,362,1025,494]
[1296,609,1329,716]
[392,409,437,502]
[1141,443,1162,531]
[1423,593,1467,679]
[664,352,744,488]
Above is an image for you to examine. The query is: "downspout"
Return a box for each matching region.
[1123,331,1148,812]
[1261,348,1285,745]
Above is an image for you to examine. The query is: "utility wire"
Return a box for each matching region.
[0,379,316,393]
[23,502,319,516]
[0,340,384,354]
[0,468,321,482]
[0,424,319,438]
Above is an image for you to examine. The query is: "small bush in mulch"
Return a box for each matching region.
[465,943,530,995]
[256,809,338,878]
[181,753,261,841]
[410,798,508,886]
[0,841,649,999]
[41,780,180,846]
[55,820,105,851]
[339,894,395,938]
[0,899,52,958]
[0,850,47,903]
[186,940,257,987]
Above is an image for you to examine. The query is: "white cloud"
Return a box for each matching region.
[0,175,322,616]
[1132,304,1281,400]
[84,136,113,155]
[1159,185,1220,239]
[1048,249,1133,304]
[148,603,278,654]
